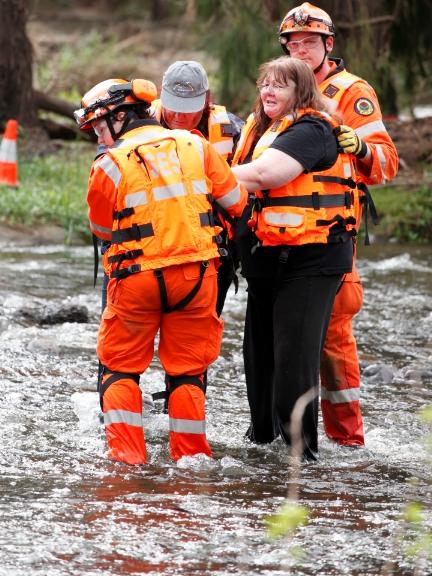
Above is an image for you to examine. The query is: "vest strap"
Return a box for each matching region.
[108,249,144,263]
[92,234,99,288]
[111,222,154,244]
[200,211,216,227]
[358,182,379,246]
[113,207,135,220]
[110,263,141,279]
[260,193,352,209]
[313,174,357,189]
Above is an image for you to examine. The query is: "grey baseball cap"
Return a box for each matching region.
[160,61,209,113]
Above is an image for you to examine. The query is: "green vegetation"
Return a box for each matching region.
[0,142,94,244]
[371,184,432,243]
[0,144,431,245]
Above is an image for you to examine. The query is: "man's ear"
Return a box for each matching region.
[325,36,334,54]
[115,111,127,121]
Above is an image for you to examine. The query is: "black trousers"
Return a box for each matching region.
[243,273,342,460]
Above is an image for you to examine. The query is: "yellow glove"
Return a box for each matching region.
[336,125,368,158]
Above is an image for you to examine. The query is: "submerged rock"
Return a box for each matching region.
[362,363,395,384]
[15,304,89,325]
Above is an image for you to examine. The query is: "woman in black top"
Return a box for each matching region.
[232,57,356,460]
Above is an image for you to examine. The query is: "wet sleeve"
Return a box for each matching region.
[203,140,247,218]
[270,117,338,172]
[87,154,120,241]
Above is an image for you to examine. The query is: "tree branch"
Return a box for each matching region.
[336,14,396,29]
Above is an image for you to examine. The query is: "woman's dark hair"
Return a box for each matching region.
[253,56,329,138]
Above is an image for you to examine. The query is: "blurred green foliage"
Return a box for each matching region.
[0,143,94,243]
[371,185,432,243]
[265,501,309,539]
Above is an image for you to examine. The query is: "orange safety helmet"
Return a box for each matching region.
[74,78,157,131]
[279,2,335,51]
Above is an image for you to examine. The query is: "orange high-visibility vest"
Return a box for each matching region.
[99,125,241,276]
[151,100,235,160]
[233,108,357,247]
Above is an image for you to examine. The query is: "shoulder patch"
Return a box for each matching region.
[323,84,340,98]
[354,97,375,116]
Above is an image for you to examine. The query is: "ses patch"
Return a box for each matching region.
[354,98,375,116]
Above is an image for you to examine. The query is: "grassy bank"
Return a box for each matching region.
[1,143,431,245]
[0,142,95,244]
[371,183,432,243]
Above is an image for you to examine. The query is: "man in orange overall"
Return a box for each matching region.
[278,3,398,446]
[74,78,246,464]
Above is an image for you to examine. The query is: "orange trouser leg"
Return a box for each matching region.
[102,375,147,465]
[168,382,212,460]
[320,281,365,446]
[98,261,222,462]
[159,262,223,460]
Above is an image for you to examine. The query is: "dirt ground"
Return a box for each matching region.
[385,116,432,177]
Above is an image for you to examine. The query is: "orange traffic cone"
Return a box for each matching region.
[0,120,18,187]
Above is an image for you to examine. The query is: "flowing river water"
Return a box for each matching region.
[0,237,431,576]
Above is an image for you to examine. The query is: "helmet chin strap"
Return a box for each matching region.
[312,36,329,74]
[105,113,132,141]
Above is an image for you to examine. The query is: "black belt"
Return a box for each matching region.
[260,192,352,210]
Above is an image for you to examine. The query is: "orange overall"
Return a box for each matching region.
[87,121,247,464]
[319,60,398,445]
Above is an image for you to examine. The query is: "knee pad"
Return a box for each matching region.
[99,370,140,410]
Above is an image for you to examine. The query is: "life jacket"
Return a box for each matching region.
[103,125,223,278]
[151,100,235,161]
[232,108,357,247]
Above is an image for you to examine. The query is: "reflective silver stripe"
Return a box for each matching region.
[321,388,360,403]
[192,180,208,195]
[104,409,142,427]
[169,417,206,434]
[210,111,230,124]
[343,160,352,178]
[116,131,164,148]
[265,212,304,227]
[213,140,233,155]
[257,132,279,147]
[331,76,358,90]
[153,182,186,200]
[0,140,16,163]
[375,143,387,171]
[98,156,122,187]
[125,190,148,208]
[217,184,242,209]
[356,120,387,139]
[190,134,205,163]
[90,220,112,236]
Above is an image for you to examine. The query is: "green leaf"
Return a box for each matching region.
[419,406,432,424]
[404,503,424,525]
[265,502,309,539]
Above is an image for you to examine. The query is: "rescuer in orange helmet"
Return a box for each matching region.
[75,78,247,465]
[278,2,398,447]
